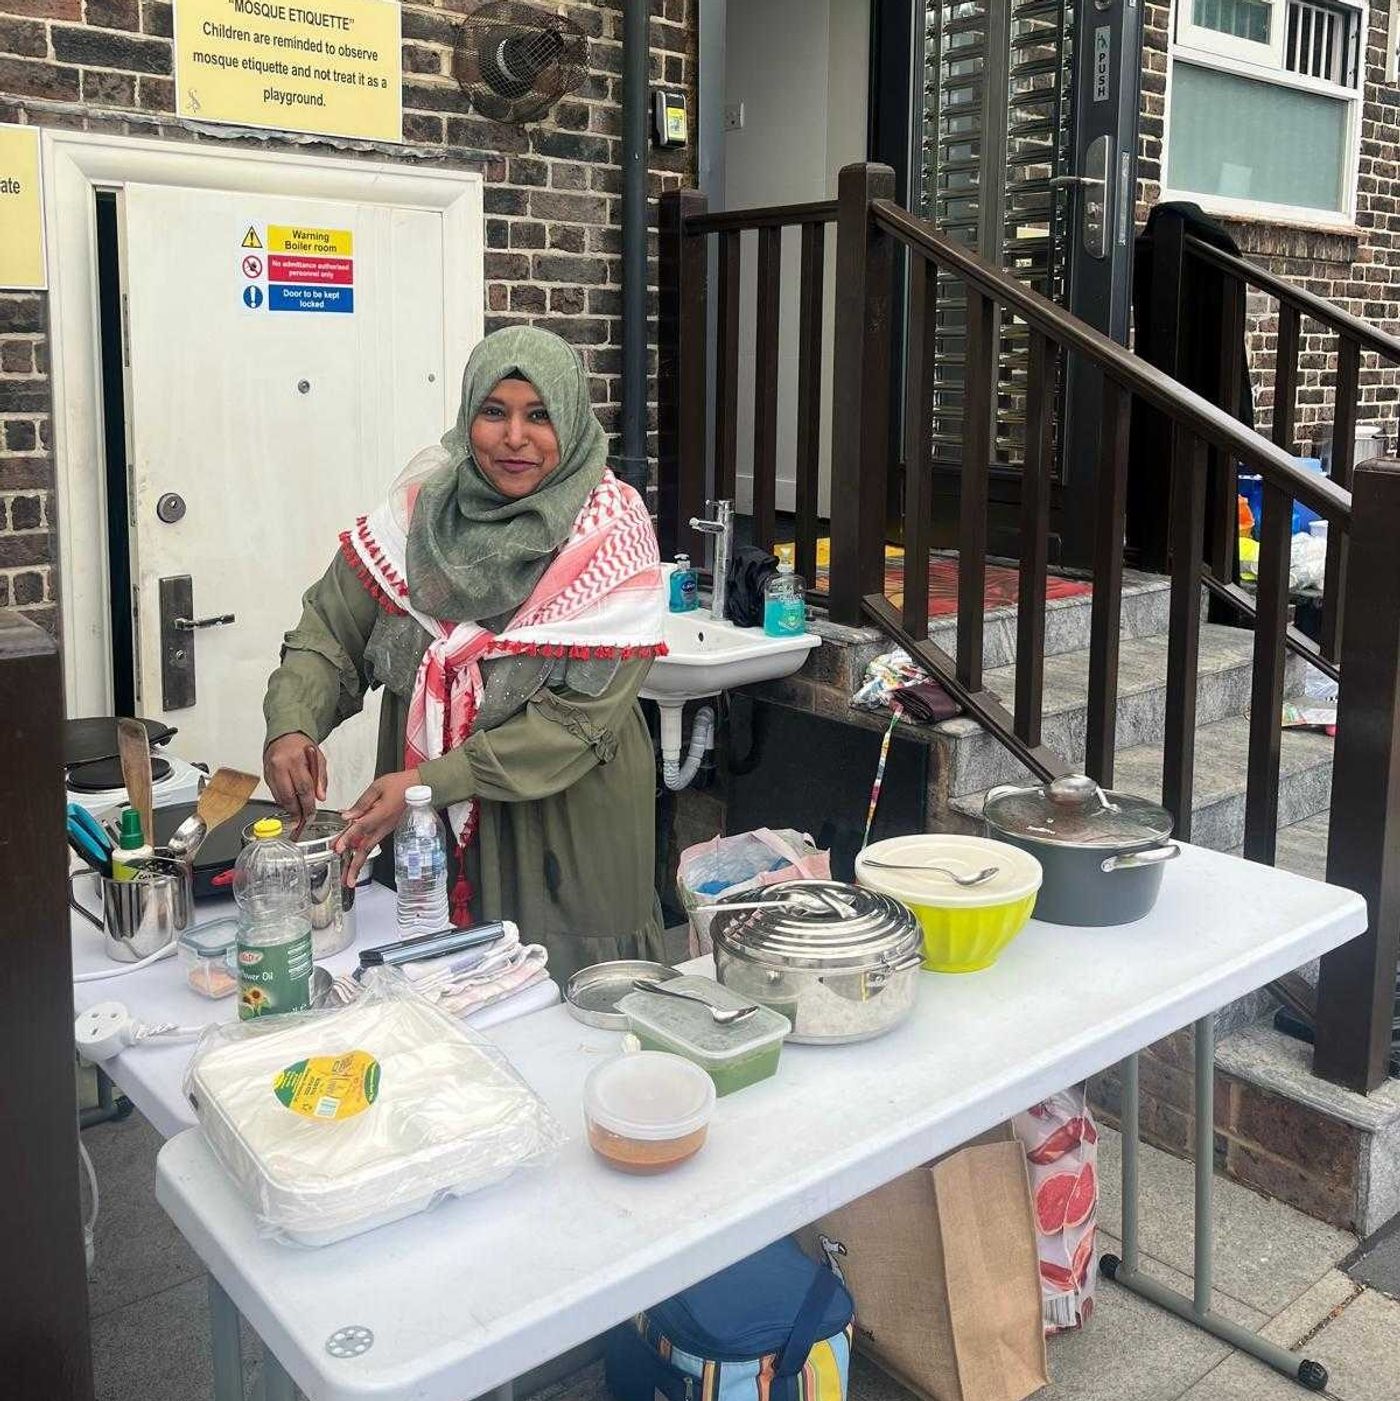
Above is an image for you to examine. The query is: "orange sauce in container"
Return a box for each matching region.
[583,1051,716,1176]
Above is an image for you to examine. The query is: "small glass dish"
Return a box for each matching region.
[178,918,239,1000]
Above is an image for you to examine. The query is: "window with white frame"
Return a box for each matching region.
[1165,0,1365,221]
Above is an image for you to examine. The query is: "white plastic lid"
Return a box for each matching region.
[583,1051,715,1141]
[618,977,789,1061]
[856,834,1042,908]
[405,784,433,805]
[777,561,794,575]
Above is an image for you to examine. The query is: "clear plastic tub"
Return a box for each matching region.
[583,1051,715,1174]
[617,976,790,1096]
[178,918,239,1000]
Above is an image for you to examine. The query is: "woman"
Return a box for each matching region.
[262,327,668,982]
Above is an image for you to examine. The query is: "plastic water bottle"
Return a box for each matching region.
[394,784,450,936]
[232,817,312,1021]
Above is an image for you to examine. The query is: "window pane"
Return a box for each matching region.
[1192,0,1273,43]
[1168,63,1349,212]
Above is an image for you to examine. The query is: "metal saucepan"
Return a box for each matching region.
[712,879,925,1043]
[982,774,1179,926]
[240,812,355,959]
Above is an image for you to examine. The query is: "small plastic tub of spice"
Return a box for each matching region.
[583,1051,715,1175]
[178,918,239,1000]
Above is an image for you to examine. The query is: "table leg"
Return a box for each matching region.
[207,1274,245,1401]
[1101,1016,1329,1392]
[260,1345,296,1401]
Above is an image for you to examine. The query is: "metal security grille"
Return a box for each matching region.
[920,0,1074,480]
[1286,0,1361,86]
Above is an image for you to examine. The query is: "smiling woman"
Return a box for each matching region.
[260,327,670,982]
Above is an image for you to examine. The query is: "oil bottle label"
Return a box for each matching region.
[237,931,313,1020]
[273,1050,380,1121]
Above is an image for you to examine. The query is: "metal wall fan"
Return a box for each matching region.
[454,1,588,124]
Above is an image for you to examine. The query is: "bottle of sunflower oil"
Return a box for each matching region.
[233,817,312,1021]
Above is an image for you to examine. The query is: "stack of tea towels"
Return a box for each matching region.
[400,924,554,1026]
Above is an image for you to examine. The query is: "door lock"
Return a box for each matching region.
[159,577,234,710]
[156,492,187,524]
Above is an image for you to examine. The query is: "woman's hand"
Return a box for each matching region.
[263,733,328,831]
[336,768,423,886]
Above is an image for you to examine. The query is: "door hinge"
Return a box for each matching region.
[120,291,131,369]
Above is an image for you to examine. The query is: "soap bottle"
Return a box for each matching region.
[669,553,699,613]
[111,809,152,882]
[764,563,807,637]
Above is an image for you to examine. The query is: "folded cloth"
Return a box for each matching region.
[890,680,959,725]
[465,977,560,1028]
[725,545,780,627]
[401,925,552,1018]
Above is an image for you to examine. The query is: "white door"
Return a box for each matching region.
[120,183,468,807]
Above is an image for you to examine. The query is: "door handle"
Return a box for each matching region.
[173,613,235,631]
[1049,174,1105,189]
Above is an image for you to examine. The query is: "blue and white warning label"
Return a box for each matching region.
[268,285,354,314]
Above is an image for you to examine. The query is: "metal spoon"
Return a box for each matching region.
[858,858,1000,887]
[631,978,758,1025]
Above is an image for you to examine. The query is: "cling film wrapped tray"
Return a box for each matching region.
[184,970,563,1246]
[1013,1087,1099,1333]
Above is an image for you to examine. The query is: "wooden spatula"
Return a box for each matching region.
[167,767,260,860]
[116,717,154,850]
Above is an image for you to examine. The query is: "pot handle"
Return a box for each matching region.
[68,869,104,931]
[1100,842,1180,874]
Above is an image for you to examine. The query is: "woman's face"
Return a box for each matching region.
[469,377,562,499]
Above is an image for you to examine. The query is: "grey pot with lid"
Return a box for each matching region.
[982,774,1179,927]
[711,879,924,1043]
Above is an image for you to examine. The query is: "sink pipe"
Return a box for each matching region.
[660,703,716,791]
[614,0,648,496]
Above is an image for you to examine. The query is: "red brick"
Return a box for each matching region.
[0,342,34,375]
[0,0,80,17]
[0,16,46,57]
[1224,1139,1356,1231]
[0,57,80,102]
[86,0,140,29]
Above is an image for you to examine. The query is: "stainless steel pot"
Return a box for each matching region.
[69,853,193,962]
[983,774,1179,926]
[241,812,355,958]
[712,879,924,1043]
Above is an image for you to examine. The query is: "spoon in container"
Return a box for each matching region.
[858,858,1000,887]
[632,978,758,1025]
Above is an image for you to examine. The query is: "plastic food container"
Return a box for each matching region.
[856,834,1042,972]
[618,976,790,1096]
[583,1051,715,1174]
[178,918,239,1000]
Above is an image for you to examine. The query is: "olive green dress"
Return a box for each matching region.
[263,552,666,985]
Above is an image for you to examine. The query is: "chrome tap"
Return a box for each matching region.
[689,499,735,623]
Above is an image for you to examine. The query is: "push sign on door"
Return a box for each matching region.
[1093,26,1111,102]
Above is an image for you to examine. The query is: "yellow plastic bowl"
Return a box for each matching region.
[855,834,1043,973]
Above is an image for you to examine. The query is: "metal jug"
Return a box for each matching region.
[69,855,193,962]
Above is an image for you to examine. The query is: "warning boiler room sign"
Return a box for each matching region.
[174,0,402,143]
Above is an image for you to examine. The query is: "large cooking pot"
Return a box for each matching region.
[712,879,924,1043]
[240,812,355,958]
[983,774,1179,926]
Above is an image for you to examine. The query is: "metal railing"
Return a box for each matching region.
[658,163,1400,1096]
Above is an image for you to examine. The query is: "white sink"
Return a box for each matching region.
[641,606,821,703]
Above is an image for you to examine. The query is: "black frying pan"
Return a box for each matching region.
[153,798,283,900]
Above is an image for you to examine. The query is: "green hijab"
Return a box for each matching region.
[406,326,608,623]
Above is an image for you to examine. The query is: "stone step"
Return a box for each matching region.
[950,714,1334,853]
[925,568,1174,672]
[934,623,1305,798]
[1272,809,1331,884]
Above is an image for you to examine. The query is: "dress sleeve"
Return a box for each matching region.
[416,657,650,807]
[263,552,380,748]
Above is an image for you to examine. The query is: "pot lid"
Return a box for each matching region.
[855,834,1042,907]
[983,774,1174,848]
[713,879,922,970]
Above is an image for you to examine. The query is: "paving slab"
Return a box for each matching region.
[1097,1127,1356,1316]
[85,1110,205,1320]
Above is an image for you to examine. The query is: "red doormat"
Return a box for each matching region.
[811,551,1092,617]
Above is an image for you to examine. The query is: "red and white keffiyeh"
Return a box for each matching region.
[339,468,666,922]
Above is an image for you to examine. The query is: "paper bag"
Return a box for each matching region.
[799,1140,1048,1401]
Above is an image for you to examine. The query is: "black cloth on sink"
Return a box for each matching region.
[724,545,781,627]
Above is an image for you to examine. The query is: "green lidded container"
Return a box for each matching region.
[618,975,791,1097]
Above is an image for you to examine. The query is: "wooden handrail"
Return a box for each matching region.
[1185,235,1400,365]
[684,200,837,235]
[870,200,1354,526]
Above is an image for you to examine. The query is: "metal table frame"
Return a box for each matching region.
[1102,1015,1329,1393]
[201,1014,1329,1401]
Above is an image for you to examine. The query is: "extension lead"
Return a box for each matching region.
[74,1002,208,1062]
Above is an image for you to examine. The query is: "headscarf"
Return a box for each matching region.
[405,326,608,623]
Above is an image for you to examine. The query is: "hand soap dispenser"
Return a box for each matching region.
[669,554,699,613]
[763,563,806,636]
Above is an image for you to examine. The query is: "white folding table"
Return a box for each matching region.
[150,845,1366,1401]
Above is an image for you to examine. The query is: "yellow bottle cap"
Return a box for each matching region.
[252,817,283,839]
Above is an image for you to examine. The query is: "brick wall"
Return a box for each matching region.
[1138,3,1400,456]
[0,0,697,637]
